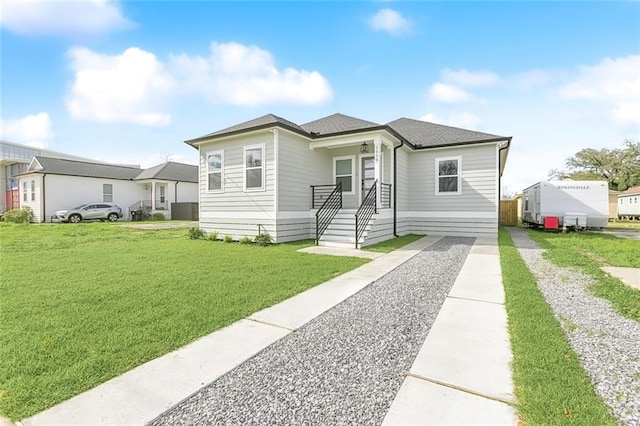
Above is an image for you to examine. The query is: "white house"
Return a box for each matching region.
[185,113,511,247]
[19,156,198,222]
[617,185,640,220]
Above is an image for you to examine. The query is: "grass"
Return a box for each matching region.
[499,228,616,425]
[605,221,640,230]
[0,223,369,420]
[363,234,423,253]
[526,229,640,322]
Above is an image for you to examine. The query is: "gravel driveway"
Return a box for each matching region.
[508,227,640,424]
[149,237,474,425]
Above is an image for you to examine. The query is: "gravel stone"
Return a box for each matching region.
[508,227,640,425]
[149,237,474,425]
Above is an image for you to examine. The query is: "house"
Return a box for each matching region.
[617,185,640,220]
[18,156,198,222]
[185,113,511,247]
[1,140,100,214]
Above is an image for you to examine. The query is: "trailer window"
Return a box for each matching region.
[525,197,529,210]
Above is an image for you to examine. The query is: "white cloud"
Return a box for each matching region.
[559,55,640,125]
[441,68,500,87]
[419,111,481,130]
[369,9,412,36]
[65,47,173,126]
[0,0,134,37]
[427,83,473,104]
[0,112,53,148]
[170,42,333,106]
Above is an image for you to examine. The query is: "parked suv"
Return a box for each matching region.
[53,203,123,223]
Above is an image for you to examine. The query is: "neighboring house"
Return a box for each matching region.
[185,113,511,247]
[1,140,99,214]
[617,185,640,220]
[19,157,198,222]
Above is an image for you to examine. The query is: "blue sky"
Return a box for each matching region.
[1,1,639,193]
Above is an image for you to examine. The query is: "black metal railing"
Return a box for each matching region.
[380,183,392,208]
[311,184,340,209]
[355,181,377,249]
[315,183,342,244]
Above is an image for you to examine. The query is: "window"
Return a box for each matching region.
[22,181,27,202]
[207,151,223,191]
[334,156,354,193]
[524,196,529,211]
[435,156,462,195]
[30,180,35,201]
[244,145,264,190]
[103,184,113,202]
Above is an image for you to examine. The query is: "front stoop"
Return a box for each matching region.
[318,210,370,248]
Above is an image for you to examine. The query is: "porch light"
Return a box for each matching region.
[360,142,369,153]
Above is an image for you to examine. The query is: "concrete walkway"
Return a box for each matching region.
[383,237,517,425]
[601,266,640,290]
[19,235,516,425]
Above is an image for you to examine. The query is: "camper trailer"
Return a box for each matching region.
[521,181,609,230]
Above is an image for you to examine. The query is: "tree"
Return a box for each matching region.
[549,140,640,191]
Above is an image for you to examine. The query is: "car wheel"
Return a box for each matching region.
[107,213,119,222]
[69,214,82,223]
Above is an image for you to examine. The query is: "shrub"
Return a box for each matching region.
[239,236,252,244]
[150,213,166,221]
[3,207,34,224]
[223,235,233,243]
[254,232,273,247]
[187,227,205,240]
[207,231,219,241]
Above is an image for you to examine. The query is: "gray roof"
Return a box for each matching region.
[197,114,306,139]
[301,113,382,135]
[187,113,510,149]
[134,162,198,183]
[29,156,141,180]
[386,118,505,148]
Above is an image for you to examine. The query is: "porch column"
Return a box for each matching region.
[374,136,382,208]
[151,181,156,211]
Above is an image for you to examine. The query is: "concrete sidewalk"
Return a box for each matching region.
[384,237,518,425]
[19,235,517,425]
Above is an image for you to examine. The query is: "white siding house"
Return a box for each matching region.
[617,185,640,220]
[187,113,511,247]
[19,157,198,222]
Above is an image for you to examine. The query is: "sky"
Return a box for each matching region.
[1,0,639,194]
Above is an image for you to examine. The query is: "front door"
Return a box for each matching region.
[361,156,375,202]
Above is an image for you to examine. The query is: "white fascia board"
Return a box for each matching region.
[309,130,398,150]
[190,127,310,147]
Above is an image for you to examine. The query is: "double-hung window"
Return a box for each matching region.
[334,156,354,193]
[103,184,113,202]
[30,180,36,201]
[207,151,223,192]
[22,181,27,202]
[244,145,264,190]
[435,156,462,195]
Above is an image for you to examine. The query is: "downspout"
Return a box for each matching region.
[41,174,46,223]
[393,140,404,237]
[497,138,512,223]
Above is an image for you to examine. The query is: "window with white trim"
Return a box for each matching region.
[244,145,264,190]
[435,156,462,195]
[22,181,27,202]
[207,151,224,192]
[30,180,35,201]
[334,156,354,193]
[103,183,113,202]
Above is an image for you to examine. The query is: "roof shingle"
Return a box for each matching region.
[29,157,141,180]
[134,162,198,182]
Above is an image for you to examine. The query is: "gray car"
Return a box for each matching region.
[53,203,123,223]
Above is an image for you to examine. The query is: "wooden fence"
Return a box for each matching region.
[500,199,518,226]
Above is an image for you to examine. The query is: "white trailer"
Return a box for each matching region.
[521,180,609,230]
[617,189,640,220]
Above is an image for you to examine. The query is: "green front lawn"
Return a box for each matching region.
[0,223,369,420]
[499,229,615,425]
[363,234,423,253]
[526,229,640,321]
